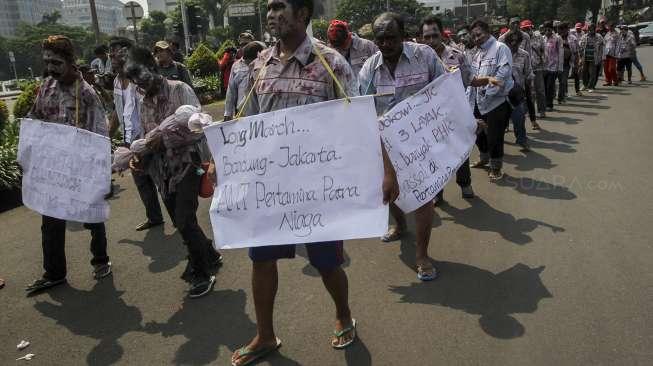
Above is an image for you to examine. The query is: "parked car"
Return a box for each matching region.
[639,24,653,45]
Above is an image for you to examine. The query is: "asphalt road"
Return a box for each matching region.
[2,47,653,366]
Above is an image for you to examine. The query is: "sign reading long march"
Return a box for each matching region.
[380,70,477,213]
[17,119,111,223]
[203,96,388,249]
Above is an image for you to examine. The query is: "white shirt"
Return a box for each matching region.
[113,77,142,144]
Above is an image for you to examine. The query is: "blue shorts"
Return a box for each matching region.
[248,241,344,271]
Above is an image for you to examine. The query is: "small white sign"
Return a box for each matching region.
[380,70,477,213]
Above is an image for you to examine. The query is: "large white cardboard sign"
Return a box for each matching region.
[203,96,388,249]
[380,70,477,213]
[17,119,111,223]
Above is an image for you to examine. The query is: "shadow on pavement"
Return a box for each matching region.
[543,116,581,124]
[345,336,372,366]
[528,138,577,153]
[118,225,186,273]
[559,103,610,109]
[439,198,565,245]
[145,289,264,366]
[496,175,577,201]
[33,278,143,366]
[530,129,579,145]
[503,151,556,171]
[389,261,552,339]
[554,109,599,116]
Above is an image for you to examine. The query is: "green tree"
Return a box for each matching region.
[312,19,329,41]
[336,0,430,36]
[38,10,61,26]
[4,23,99,78]
[139,10,169,48]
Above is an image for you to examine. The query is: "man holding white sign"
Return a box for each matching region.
[219,1,398,364]
[358,12,446,281]
[24,36,111,294]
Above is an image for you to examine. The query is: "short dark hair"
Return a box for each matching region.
[94,45,108,55]
[558,21,569,30]
[418,15,443,36]
[109,37,133,50]
[127,46,157,71]
[42,35,76,63]
[470,19,490,33]
[505,30,523,45]
[243,41,265,60]
[374,12,405,35]
[287,0,313,26]
[543,21,554,29]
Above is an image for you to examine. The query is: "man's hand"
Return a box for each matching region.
[487,77,504,87]
[207,160,217,186]
[476,119,488,134]
[382,170,400,204]
[129,155,143,172]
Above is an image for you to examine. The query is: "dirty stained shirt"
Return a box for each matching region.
[224,58,252,117]
[247,35,359,115]
[343,36,380,76]
[139,79,201,196]
[440,45,472,87]
[358,41,446,116]
[28,74,108,136]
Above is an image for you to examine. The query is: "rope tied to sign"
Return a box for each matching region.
[311,40,351,104]
[234,38,352,121]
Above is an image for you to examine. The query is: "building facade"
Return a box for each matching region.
[420,0,463,14]
[148,0,178,14]
[63,0,127,35]
[0,0,63,38]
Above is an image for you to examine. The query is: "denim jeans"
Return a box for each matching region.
[544,71,557,108]
[558,67,570,102]
[510,102,528,145]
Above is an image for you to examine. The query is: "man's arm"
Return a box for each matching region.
[557,36,564,72]
[179,64,193,87]
[358,53,379,96]
[485,44,513,96]
[224,69,239,119]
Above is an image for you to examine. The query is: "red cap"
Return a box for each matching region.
[500,27,509,35]
[575,22,583,29]
[443,29,452,38]
[520,20,533,29]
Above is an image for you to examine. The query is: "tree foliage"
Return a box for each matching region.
[139,10,169,48]
[1,23,99,80]
[336,0,431,36]
[186,43,219,77]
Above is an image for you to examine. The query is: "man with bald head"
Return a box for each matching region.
[359,12,446,282]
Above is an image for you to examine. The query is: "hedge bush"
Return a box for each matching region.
[13,81,40,119]
[193,75,221,104]
[216,39,237,60]
[0,99,8,132]
[186,44,219,77]
[0,119,21,190]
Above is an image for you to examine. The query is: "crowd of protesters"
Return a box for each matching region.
[10,0,649,364]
